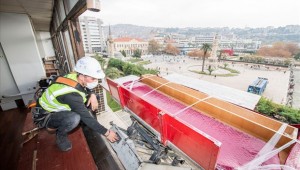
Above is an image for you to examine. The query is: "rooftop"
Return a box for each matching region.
[114,37,146,42]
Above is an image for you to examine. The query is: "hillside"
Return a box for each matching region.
[103,24,300,44]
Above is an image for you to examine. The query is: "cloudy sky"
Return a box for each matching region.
[83,0,300,28]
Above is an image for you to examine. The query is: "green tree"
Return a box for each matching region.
[107,58,125,71]
[93,53,106,70]
[133,49,142,58]
[201,43,212,72]
[223,63,228,68]
[284,59,291,66]
[122,63,142,76]
[207,65,214,75]
[107,58,158,77]
[148,40,161,54]
[256,97,300,124]
[294,53,300,60]
[120,50,127,57]
[105,67,123,79]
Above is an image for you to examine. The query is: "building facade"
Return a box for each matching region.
[155,33,262,55]
[113,37,148,56]
[79,16,106,54]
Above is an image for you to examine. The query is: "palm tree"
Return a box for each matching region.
[207,65,214,75]
[201,43,212,72]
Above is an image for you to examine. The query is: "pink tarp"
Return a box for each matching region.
[124,81,280,169]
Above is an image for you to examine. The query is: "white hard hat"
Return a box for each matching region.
[74,56,105,79]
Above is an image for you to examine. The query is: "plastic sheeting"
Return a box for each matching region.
[285,137,300,169]
[164,74,261,110]
[123,81,280,169]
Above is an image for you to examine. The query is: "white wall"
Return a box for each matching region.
[35,32,46,59]
[0,12,46,104]
[0,44,19,98]
[36,31,55,58]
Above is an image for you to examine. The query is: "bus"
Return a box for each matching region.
[247,77,268,95]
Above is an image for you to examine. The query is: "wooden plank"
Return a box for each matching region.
[17,110,97,170]
[32,150,37,170]
[17,135,38,170]
[18,110,37,170]
[44,64,55,69]
[36,128,97,170]
[205,98,297,138]
[0,108,27,170]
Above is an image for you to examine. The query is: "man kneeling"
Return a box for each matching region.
[33,56,118,151]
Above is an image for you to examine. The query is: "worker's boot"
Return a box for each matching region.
[46,127,57,134]
[56,133,72,151]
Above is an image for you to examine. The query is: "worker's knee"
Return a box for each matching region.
[66,112,80,130]
[70,113,80,129]
[48,111,80,133]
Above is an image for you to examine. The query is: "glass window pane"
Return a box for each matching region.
[58,0,66,24]
[64,30,76,67]
[65,0,78,13]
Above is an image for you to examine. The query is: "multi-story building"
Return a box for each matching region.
[190,34,261,53]
[219,37,261,52]
[79,16,106,54]
[150,32,261,55]
[153,35,165,45]
[191,35,221,46]
[169,34,190,47]
[113,37,148,56]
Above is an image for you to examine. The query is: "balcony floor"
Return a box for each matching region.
[0,108,97,170]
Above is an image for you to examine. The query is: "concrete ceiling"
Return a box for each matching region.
[0,0,54,31]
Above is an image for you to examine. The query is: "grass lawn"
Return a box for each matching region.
[106,91,121,112]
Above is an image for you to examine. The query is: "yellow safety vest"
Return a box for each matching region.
[39,73,87,112]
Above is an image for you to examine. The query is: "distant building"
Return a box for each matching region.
[113,37,148,56]
[191,35,217,45]
[163,33,191,48]
[219,38,261,53]
[150,32,262,55]
[164,39,178,47]
[191,35,261,53]
[79,16,106,54]
[152,35,165,45]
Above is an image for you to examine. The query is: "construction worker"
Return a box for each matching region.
[33,56,118,151]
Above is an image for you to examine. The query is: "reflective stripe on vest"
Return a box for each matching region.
[39,73,87,112]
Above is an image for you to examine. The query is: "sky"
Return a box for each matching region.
[83,0,300,28]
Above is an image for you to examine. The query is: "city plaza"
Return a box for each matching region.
[141,54,297,107]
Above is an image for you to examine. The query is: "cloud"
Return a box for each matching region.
[83,0,300,28]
